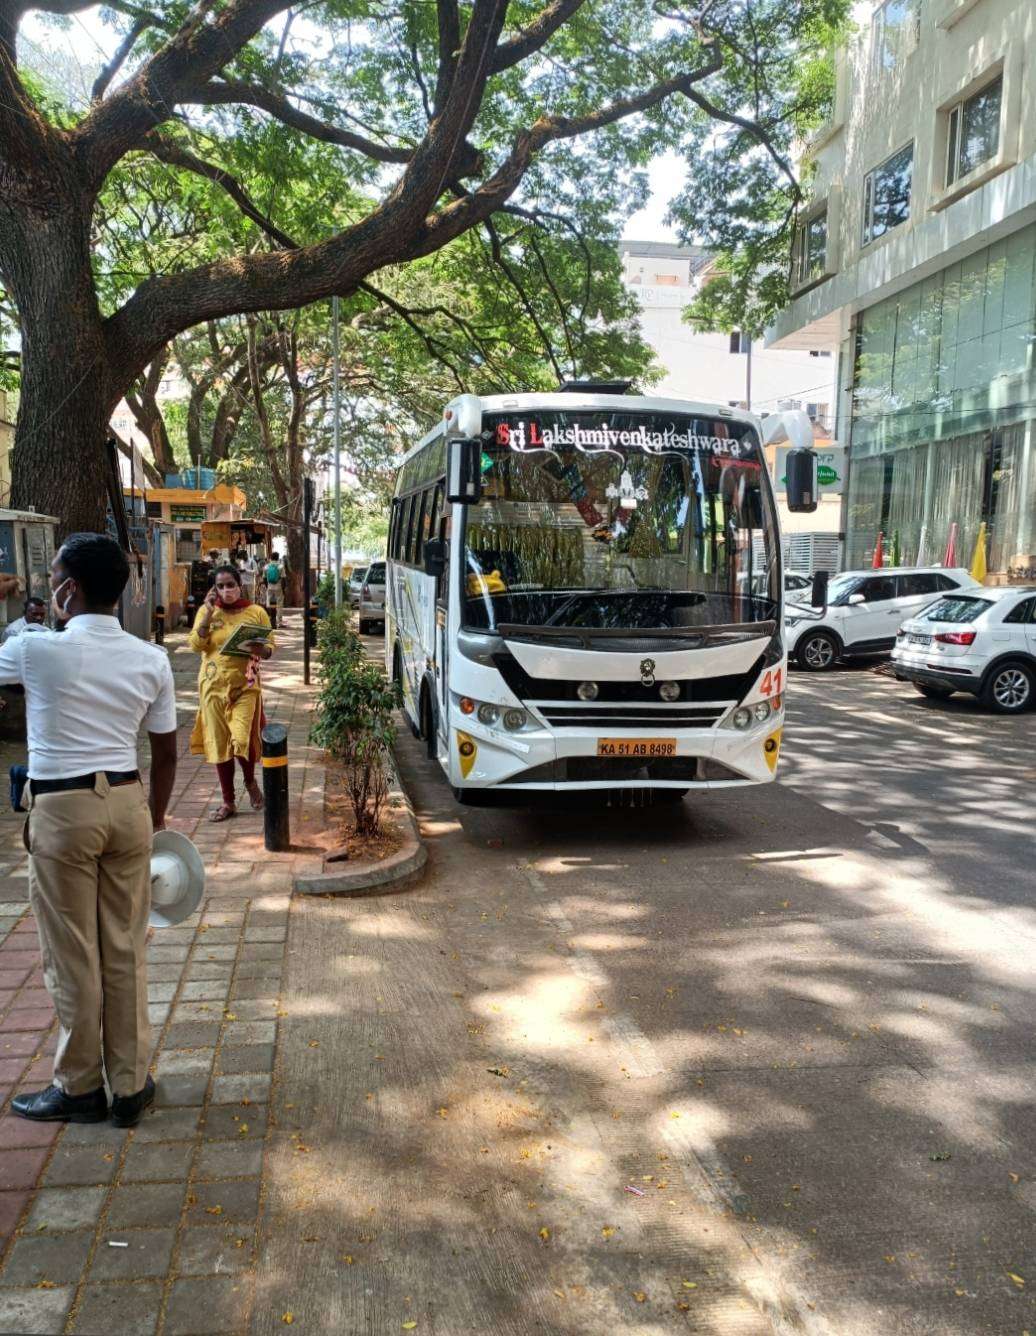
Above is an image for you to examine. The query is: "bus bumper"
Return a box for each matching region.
[447,713,783,791]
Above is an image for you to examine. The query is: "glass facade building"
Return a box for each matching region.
[847,221,1036,575]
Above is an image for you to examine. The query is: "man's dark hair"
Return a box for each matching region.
[59,533,130,607]
[24,597,46,611]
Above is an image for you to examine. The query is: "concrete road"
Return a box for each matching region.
[258,654,1036,1335]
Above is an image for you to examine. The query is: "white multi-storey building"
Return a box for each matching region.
[768,0,1036,580]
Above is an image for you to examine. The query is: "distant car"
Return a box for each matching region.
[348,567,368,607]
[358,561,386,635]
[892,585,1036,713]
[785,567,980,671]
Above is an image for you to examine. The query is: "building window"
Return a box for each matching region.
[862,143,913,245]
[653,274,680,286]
[872,0,920,72]
[793,209,828,287]
[729,331,750,354]
[946,75,1002,186]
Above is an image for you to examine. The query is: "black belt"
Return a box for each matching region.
[30,770,140,796]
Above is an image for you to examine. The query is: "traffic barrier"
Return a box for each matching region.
[261,722,290,851]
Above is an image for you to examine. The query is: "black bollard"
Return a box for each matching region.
[154,604,165,645]
[261,723,290,851]
[307,599,319,649]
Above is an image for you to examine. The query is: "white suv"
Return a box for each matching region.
[892,586,1036,713]
[786,567,979,671]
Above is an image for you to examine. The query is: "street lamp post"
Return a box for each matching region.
[332,296,343,609]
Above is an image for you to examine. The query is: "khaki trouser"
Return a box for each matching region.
[26,775,152,1097]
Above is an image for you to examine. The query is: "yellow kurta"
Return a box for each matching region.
[187,604,274,764]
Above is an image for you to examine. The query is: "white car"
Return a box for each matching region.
[785,567,979,671]
[358,561,386,635]
[347,567,368,607]
[892,585,1036,713]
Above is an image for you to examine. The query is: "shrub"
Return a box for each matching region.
[310,615,400,837]
[315,570,335,609]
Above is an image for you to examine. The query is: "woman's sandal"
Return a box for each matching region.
[210,803,236,823]
[246,781,264,811]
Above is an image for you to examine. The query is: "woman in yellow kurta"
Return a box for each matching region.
[188,564,275,822]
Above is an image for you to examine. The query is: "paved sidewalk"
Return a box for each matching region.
[0,614,323,1336]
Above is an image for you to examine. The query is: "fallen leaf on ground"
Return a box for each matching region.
[929,1152,952,1162]
[402,1323,417,1331]
[1008,1273,1026,1289]
[539,1227,551,1241]
[206,1206,223,1216]
[308,1041,320,1048]
[682,1281,698,1289]
[437,1107,449,1118]
[487,1066,510,1077]
[633,1291,647,1303]
[281,1315,293,1325]
[601,1226,616,1239]
[341,1255,354,1265]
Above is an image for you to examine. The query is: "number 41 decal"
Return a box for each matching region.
[760,667,783,697]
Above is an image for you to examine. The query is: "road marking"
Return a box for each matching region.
[524,864,834,1336]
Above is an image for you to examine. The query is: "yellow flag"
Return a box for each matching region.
[969,522,987,583]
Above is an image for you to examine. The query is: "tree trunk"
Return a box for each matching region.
[3,192,113,536]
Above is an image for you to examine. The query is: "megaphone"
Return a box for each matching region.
[150,830,205,928]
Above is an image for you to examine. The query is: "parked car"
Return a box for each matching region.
[786,567,979,671]
[358,561,386,635]
[892,586,1036,713]
[347,566,368,607]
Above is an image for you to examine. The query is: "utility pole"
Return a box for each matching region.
[303,477,315,685]
[745,335,753,412]
[332,295,343,609]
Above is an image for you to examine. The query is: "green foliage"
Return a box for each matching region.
[670,0,854,336]
[315,570,336,608]
[310,612,400,837]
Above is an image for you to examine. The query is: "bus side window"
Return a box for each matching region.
[425,485,442,555]
[398,495,413,565]
[409,492,427,566]
[389,499,402,560]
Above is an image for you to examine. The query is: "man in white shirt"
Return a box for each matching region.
[3,596,47,640]
[0,533,178,1127]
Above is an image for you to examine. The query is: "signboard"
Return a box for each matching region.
[775,446,845,496]
[201,521,232,549]
[171,505,207,523]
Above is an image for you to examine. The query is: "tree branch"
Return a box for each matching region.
[484,217,563,382]
[490,0,586,74]
[72,0,290,187]
[144,134,300,250]
[433,0,460,114]
[188,79,416,165]
[91,17,149,102]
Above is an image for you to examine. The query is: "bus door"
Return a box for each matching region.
[434,503,450,749]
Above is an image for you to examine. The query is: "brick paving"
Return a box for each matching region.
[0,613,325,1336]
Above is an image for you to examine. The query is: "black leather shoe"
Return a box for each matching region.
[11,1084,108,1123]
[111,1075,156,1128]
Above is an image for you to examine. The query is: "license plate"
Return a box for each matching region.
[907,633,931,646]
[597,738,677,759]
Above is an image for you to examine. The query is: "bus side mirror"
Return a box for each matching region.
[785,447,819,513]
[811,570,829,609]
[424,538,446,578]
[446,438,483,505]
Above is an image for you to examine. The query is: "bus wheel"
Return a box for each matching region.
[420,685,437,760]
[797,630,839,671]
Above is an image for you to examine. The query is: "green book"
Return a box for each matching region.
[219,622,274,659]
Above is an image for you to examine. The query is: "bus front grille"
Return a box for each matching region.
[534,703,729,729]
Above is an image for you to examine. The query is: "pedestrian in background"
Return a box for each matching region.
[188,563,274,822]
[264,551,284,613]
[0,534,178,1126]
[3,596,48,640]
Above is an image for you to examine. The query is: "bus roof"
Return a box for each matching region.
[397,391,763,469]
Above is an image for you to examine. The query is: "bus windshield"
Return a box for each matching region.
[462,410,778,632]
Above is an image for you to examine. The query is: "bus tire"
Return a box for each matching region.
[419,682,437,760]
[796,630,839,672]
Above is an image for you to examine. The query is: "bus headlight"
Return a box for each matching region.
[577,681,599,701]
[477,703,500,725]
[731,707,752,730]
[659,681,680,702]
[753,701,772,723]
[503,708,527,731]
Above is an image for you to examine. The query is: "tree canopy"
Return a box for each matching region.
[0,0,844,531]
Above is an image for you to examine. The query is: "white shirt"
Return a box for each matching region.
[2,617,48,641]
[0,614,178,779]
